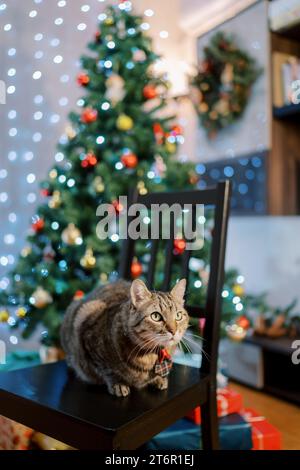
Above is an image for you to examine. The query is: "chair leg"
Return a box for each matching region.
[201,384,219,450]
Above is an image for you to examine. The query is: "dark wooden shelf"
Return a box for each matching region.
[273,103,300,119]
[272,23,300,42]
[264,385,300,405]
[243,335,300,405]
[244,334,296,356]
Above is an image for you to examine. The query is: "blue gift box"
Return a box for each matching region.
[145,414,253,450]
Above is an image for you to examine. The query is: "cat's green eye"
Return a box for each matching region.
[175,311,183,321]
[151,312,163,322]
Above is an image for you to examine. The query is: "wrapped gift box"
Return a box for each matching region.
[145,414,253,450]
[0,351,38,450]
[186,387,243,425]
[0,417,33,450]
[0,416,14,450]
[241,408,282,450]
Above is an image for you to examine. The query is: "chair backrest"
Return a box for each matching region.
[119,181,231,380]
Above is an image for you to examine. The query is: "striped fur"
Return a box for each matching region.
[60,279,188,397]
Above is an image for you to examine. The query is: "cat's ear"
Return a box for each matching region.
[131,280,152,308]
[171,279,186,304]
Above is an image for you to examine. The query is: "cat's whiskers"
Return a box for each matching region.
[182,334,211,362]
[126,333,159,364]
[179,337,193,354]
[126,337,153,363]
[127,330,173,364]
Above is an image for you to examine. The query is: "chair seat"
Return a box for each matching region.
[0,361,209,449]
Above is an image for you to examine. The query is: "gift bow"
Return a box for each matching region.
[242,411,266,423]
[242,410,266,450]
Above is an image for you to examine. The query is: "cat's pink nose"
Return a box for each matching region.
[167,324,176,336]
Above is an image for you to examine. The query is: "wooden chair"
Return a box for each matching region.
[0,181,231,450]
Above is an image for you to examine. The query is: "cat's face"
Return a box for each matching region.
[129,279,189,349]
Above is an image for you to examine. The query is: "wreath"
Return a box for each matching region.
[190,31,262,138]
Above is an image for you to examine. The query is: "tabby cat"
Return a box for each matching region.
[60,278,188,397]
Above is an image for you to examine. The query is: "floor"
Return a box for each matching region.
[230,382,300,450]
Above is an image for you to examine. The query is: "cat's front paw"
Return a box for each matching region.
[110,383,131,397]
[152,376,168,390]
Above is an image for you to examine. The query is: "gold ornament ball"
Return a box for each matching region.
[30,287,53,309]
[62,223,82,245]
[226,322,247,342]
[21,246,32,258]
[116,114,134,131]
[49,169,58,180]
[48,190,61,209]
[189,172,198,185]
[200,82,210,92]
[104,17,114,26]
[65,125,76,139]
[214,98,230,116]
[199,102,209,113]
[80,248,96,270]
[0,310,9,323]
[165,141,176,154]
[93,176,105,193]
[16,307,27,318]
[137,181,148,195]
[233,284,245,297]
[100,273,108,283]
[209,110,218,121]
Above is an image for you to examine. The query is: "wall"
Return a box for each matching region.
[177,0,271,163]
[227,217,300,309]
[196,1,270,162]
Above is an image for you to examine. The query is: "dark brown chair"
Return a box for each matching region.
[0,181,231,450]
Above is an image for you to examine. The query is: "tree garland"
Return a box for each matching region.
[190,31,262,138]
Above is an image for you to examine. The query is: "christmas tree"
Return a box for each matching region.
[0,3,252,346]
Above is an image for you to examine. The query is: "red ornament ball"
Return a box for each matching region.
[131,260,143,278]
[219,40,229,50]
[121,152,138,169]
[236,315,251,330]
[153,122,164,145]
[202,60,213,73]
[112,199,124,214]
[173,238,186,255]
[171,125,183,136]
[143,84,157,100]
[81,152,98,168]
[81,108,98,124]
[74,290,85,300]
[40,188,50,197]
[95,31,101,42]
[77,73,90,87]
[32,218,45,232]
[43,246,56,262]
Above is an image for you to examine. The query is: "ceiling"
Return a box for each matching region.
[179,0,261,36]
